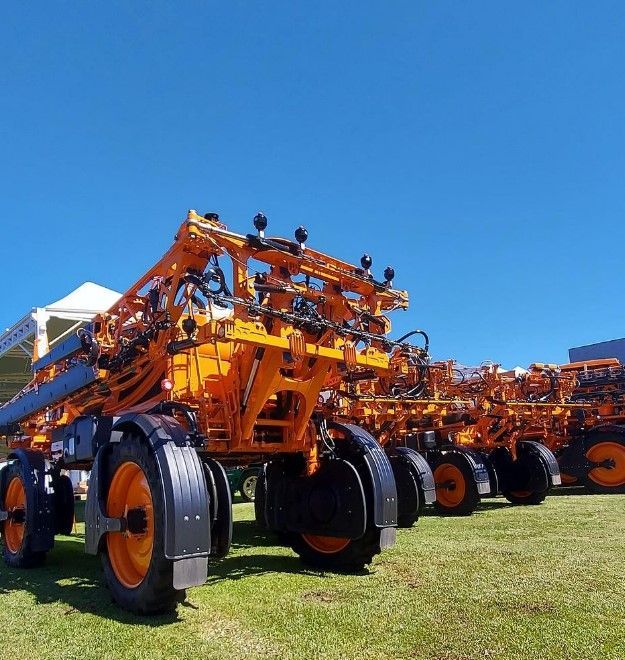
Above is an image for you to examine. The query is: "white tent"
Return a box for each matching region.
[0,282,121,403]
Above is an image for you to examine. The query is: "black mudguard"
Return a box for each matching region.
[266,457,368,539]
[265,422,397,547]
[516,440,561,487]
[440,446,492,496]
[331,422,398,529]
[85,413,211,589]
[385,446,435,523]
[395,447,436,505]
[385,450,419,523]
[478,451,500,495]
[0,449,55,553]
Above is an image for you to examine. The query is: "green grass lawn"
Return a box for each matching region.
[0,493,623,660]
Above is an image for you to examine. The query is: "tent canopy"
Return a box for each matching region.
[0,282,121,403]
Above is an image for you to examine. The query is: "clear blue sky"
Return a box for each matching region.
[1,2,624,366]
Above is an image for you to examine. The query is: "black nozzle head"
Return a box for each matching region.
[295,225,308,245]
[253,212,268,233]
[203,212,220,221]
[384,266,395,284]
[360,254,373,270]
[182,317,198,338]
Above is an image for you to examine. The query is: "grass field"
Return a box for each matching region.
[0,492,623,660]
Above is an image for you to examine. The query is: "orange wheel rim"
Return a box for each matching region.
[301,533,350,554]
[4,477,26,554]
[106,461,154,589]
[587,441,625,487]
[434,463,466,508]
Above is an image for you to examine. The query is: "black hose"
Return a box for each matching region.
[396,329,429,354]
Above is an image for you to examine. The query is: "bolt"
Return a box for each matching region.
[184,515,189,522]
[195,515,200,521]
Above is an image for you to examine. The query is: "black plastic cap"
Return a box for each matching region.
[253,212,268,232]
[204,212,220,221]
[384,266,395,282]
[360,254,373,270]
[295,225,308,244]
[182,317,197,337]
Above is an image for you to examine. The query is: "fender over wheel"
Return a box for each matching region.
[385,446,434,527]
[265,424,398,572]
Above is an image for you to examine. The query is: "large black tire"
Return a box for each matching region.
[502,453,549,505]
[100,435,183,615]
[53,474,75,536]
[1,460,46,568]
[432,453,480,516]
[582,433,625,494]
[386,449,421,529]
[288,527,388,572]
[239,468,259,503]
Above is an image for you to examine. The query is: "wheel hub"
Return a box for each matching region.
[126,506,149,536]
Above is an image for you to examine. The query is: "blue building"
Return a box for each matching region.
[569,338,625,364]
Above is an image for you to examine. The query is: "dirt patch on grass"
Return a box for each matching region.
[301,589,341,604]
[198,612,284,657]
[382,561,425,590]
[497,600,558,615]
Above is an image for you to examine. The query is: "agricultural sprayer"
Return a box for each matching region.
[0,211,432,613]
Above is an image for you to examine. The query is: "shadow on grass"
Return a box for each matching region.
[419,487,600,518]
[0,536,180,625]
[419,500,511,517]
[0,518,334,618]
[207,552,329,584]
[230,519,283,549]
[550,486,592,496]
[212,517,349,582]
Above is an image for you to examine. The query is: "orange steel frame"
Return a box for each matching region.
[325,358,585,459]
[11,211,408,466]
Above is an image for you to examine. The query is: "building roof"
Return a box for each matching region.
[0,282,121,403]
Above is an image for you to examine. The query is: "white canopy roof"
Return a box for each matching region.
[44,281,122,321]
[0,282,122,403]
